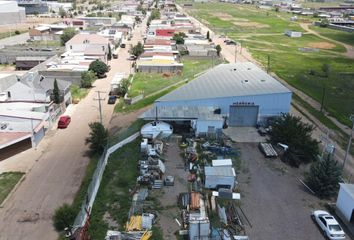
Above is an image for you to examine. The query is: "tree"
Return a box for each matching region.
[60,27,77,46]
[107,43,112,61]
[85,122,108,155]
[135,16,141,23]
[305,155,342,199]
[59,7,67,18]
[89,60,108,77]
[320,18,329,28]
[80,70,96,88]
[147,9,160,25]
[53,79,60,104]
[119,78,130,96]
[53,203,76,232]
[269,113,319,167]
[172,32,186,44]
[131,42,144,57]
[216,45,222,56]
[206,31,210,40]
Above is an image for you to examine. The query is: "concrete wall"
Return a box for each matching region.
[0,10,26,25]
[156,92,292,123]
[137,65,183,73]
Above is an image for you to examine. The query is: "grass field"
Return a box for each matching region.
[70,85,90,103]
[309,25,354,47]
[128,57,222,98]
[186,3,354,127]
[0,172,24,204]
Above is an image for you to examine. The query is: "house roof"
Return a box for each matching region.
[0,132,31,149]
[136,59,183,67]
[66,33,109,45]
[157,62,291,102]
[145,39,173,46]
[205,166,236,177]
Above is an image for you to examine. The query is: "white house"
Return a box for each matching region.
[65,33,110,62]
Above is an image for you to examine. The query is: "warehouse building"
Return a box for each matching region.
[0,1,26,25]
[142,62,292,136]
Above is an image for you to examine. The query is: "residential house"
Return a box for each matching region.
[65,33,110,62]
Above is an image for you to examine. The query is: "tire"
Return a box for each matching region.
[311,214,315,221]
[323,230,328,239]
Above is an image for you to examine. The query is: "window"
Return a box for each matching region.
[70,45,72,49]
[7,91,11,98]
[319,217,327,226]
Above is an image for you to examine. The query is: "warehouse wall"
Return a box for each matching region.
[156,92,292,121]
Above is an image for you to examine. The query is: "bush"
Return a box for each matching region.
[89,60,108,77]
[53,203,76,232]
[305,155,342,199]
[81,70,97,88]
[14,30,20,35]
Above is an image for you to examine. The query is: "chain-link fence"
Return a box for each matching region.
[72,132,140,232]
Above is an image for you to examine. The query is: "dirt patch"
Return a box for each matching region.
[0,17,59,34]
[233,21,269,28]
[0,65,15,71]
[213,12,234,21]
[307,41,336,49]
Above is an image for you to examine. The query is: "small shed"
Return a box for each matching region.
[204,166,236,189]
[336,183,354,225]
[285,30,302,38]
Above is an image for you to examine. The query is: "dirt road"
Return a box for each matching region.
[0,20,146,240]
[238,143,325,240]
[299,23,354,59]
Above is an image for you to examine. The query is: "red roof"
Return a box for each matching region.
[156,29,175,37]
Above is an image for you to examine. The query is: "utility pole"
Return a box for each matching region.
[343,114,354,172]
[94,91,105,125]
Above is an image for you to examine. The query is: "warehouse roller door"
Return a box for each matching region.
[229,105,259,127]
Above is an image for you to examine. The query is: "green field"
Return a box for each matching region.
[186,3,354,127]
[0,172,24,204]
[128,57,223,98]
[309,25,354,47]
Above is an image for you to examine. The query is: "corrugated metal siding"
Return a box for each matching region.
[229,105,259,127]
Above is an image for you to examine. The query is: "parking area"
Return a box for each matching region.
[236,142,325,239]
[223,127,266,143]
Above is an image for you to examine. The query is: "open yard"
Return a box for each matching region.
[186,3,354,127]
[0,172,24,205]
[309,25,354,47]
[128,57,223,98]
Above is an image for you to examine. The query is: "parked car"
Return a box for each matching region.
[311,210,346,240]
[113,53,118,59]
[164,176,175,186]
[107,95,117,104]
[127,55,137,61]
[226,40,236,45]
[58,116,71,129]
[120,43,126,48]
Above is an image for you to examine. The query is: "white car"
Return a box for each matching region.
[311,210,346,240]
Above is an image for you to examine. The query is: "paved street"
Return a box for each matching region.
[0,19,146,240]
[0,33,29,47]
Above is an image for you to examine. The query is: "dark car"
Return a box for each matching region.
[58,115,71,129]
[108,95,117,104]
[226,40,236,45]
[127,55,137,61]
[120,43,126,48]
[113,53,118,59]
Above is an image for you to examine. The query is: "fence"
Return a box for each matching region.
[72,132,140,232]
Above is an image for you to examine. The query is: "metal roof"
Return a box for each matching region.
[157,62,291,102]
[141,106,224,121]
[204,166,236,177]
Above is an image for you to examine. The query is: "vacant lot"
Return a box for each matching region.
[236,143,325,239]
[186,3,354,126]
[0,172,24,204]
[128,57,223,98]
[309,25,354,47]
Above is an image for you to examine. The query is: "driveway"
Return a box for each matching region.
[237,143,325,240]
[0,20,147,240]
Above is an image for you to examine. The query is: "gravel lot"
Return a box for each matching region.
[237,142,325,240]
